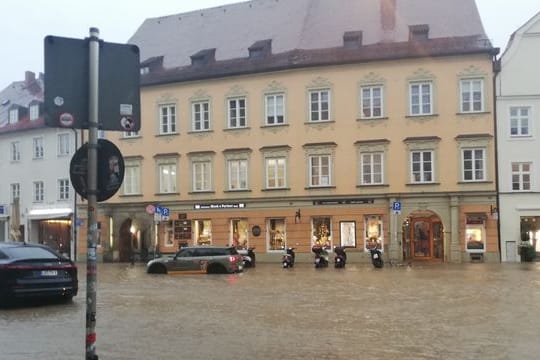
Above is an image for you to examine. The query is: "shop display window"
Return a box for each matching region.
[465,215,486,253]
[311,217,332,250]
[364,215,383,251]
[231,219,249,248]
[193,219,212,245]
[268,218,286,250]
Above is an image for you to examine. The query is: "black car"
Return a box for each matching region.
[0,242,78,305]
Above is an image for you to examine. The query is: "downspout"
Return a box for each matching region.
[491,49,502,262]
[72,128,79,261]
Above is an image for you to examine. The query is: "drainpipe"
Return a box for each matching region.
[72,128,78,261]
[491,48,502,262]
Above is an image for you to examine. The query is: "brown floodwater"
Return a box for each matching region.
[1,261,539,359]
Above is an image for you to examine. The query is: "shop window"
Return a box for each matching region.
[311,217,332,250]
[163,221,174,247]
[465,214,486,253]
[364,215,383,251]
[193,219,212,245]
[268,218,286,251]
[231,219,249,248]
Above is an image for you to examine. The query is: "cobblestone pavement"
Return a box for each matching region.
[1,261,540,360]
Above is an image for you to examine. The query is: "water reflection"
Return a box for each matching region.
[1,262,539,359]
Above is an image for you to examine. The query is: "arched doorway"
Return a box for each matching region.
[403,211,444,262]
[119,219,133,262]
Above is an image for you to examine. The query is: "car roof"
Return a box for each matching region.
[0,241,47,249]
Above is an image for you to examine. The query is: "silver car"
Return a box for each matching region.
[146,246,243,274]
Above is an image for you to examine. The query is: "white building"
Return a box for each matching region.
[0,71,80,258]
[496,12,540,262]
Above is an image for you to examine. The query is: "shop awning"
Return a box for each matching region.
[27,208,73,220]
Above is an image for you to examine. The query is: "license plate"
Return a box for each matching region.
[41,270,58,276]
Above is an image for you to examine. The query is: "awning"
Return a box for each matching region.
[26,208,73,220]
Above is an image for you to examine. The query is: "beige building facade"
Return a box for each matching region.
[77,0,500,263]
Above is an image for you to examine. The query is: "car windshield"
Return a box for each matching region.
[2,246,59,260]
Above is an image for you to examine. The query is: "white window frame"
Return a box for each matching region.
[33,181,44,202]
[227,98,247,129]
[33,137,44,159]
[11,141,21,161]
[509,106,531,137]
[159,104,177,135]
[58,178,70,201]
[511,162,531,191]
[462,148,486,182]
[158,161,177,194]
[410,150,434,183]
[265,93,285,125]
[57,133,71,156]
[123,131,139,138]
[227,159,248,191]
[10,183,20,202]
[192,161,212,192]
[192,101,210,131]
[265,157,286,189]
[361,85,383,118]
[361,152,384,185]
[123,161,141,195]
[309,154,332,187]
[29,104,39,120]
[309,89,331,122]
[460,78,484,113]
[8,109,18,124]
[409,81,433,116]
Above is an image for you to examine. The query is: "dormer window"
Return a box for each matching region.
[248,39,272,59]
[409,24,429,41]
[343,31,363,49]
[190,49,216,66]
[8,108,18,124]
[140,67,150,75]
[29,104,39,120]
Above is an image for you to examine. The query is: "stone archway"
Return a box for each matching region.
[403,210,444,262]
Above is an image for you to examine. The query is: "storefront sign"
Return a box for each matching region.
[313,198,374,205]
[194,203,246,210]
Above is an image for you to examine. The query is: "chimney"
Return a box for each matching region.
[409,24,429,41]
[343,31,363,49]
[25,71,35,85]
[190,48,216,66]
[380,0,396,31]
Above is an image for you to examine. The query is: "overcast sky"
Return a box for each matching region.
[1,0,538,90]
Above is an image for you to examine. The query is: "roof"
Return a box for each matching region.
[129,0,492,82]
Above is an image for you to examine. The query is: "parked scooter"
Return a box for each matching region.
[312,244,329,268]
[237,247,256,268]
[369,248,384,268]
[334,246,347,268]
[282,247,296,268]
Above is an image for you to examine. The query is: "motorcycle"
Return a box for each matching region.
[282,247,296,268]
[369,248,384,268]
[237,247,256,268]
[312,245,329,268]
[334,246,347,268]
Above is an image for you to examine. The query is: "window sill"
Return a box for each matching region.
[187,129,213,134]
[305,185,336,190]
[262,187,291,192]
[121,135,142,140]
[357,184,390,188]
[224,127,250,132]
[405,114,439,119]
[405,182,440,186]
[305,120,335,125]
[224,189,252,193]
[456,111,490,116]
[188,191,215,195]
[457,181,493,185]
[155,192,180,196]
[156,132,179,137]
[261,123,289,129]
[119,194,143,198]
[356,116,388,121]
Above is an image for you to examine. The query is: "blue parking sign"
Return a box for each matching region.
[161,207,169,217]
[392,201,401,212]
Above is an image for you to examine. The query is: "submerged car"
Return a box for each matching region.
[146,246,243,274]
[0,242,78,305]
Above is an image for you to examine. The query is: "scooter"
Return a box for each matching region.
[334,246,347,268]
[312,245,329,268]
[282,247,296,268]
[369,248,384,268]
[237,247,256,268]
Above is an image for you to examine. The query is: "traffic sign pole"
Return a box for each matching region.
[85,27,99,360]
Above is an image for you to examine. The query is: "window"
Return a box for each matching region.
[512,162,531,191]
[193,161,212,192]
[460,79,483,112]
[58,133,71,156]
[309,89,330,122]
[97,130,106,139]
[364,215,383,251]
[228,98,246,128]
[159,104,177,134]
[227,159,248,190]
[510,106,530,137]
[163,221,175,247]
[192,101,210,131]
[123,162,141,195]
[10,141,20,161]
[10,183,20,202]
[268,218,286,251]
[361,86,383,118]
[312,217,332,249]
[194,219,212,245]
[409,82,432,115]
[231,219,249,248]
[309,155,331,187]
[29,104,39,120]
[361,152,383,185]
[33,137,44,159]
[462,149,485,181]
[411,151,433,183]
[8,109,18,124]
[58,179,70,200]
[33,181,44,202]
[158,162,177,193]
[265,93,285,125]
[266,157,286,189]
[123,131,139,138]
[465,215,486,253]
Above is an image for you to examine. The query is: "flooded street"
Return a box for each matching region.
[1,262,540,360]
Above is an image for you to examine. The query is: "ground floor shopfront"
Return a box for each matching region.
[77,193,499,264]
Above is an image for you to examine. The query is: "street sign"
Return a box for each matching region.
[44,35,141,131]
[161,207,170,221]
[392,201,402,214]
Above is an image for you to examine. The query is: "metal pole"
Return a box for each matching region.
[85,27,100,360]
